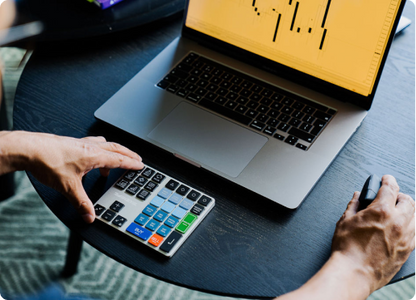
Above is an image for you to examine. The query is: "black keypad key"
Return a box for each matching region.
[152,173,165,184]
[137,189,150,200]
[112,215,127,227]
[94,204,105,216]
[166,179,179,190]
[134,176,148,187]
[187,190,201,201]
[142,168,155,178]
[115,179,129,190]
[177,185,190,196]
[160,231,183,253]
[191,204,205,216]
[102,210,116,222]
[110,201,125,213]
[198,196,212,206]
[144,181,158,192]
[124,171,137,181]
[126,184,140,195]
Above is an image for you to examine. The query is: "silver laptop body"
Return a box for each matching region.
[95,0,405,209]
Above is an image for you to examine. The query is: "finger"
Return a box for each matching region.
[374,175,400,207]
[82,136,107,143]
[344,191,360,218]
[65,180,96,224]
[96,151,144,171]
[97,141,143,162]
[396,193,415,219]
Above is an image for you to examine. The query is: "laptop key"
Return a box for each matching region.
[313,110,332,122]
[288,127,315,143]
[157,80,170,89]
[199,99,252,126]
[310,119,326,135]
[285,135,298,145]
[176,89,188,98]
[263,126,276,136]
[250,120,266,131]
[296,144,308,151]
[187,94,202,103]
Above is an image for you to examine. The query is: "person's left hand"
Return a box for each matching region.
[3,131,144,223]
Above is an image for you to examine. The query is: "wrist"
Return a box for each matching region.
[328,251,375,299]
[0,131,31,174]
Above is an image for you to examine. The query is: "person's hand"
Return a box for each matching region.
[331,175,415,293]
[1,131,144,223]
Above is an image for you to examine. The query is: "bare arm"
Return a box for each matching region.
[0,131,144,223]
[275,175,415,300]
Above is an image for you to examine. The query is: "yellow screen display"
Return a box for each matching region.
[185,0,401,96]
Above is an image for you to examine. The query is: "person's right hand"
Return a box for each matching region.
[0,131,144,223]
[331,175,415,293]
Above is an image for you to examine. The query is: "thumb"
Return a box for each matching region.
[66,180,96,224]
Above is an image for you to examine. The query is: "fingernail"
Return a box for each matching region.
[82,214,94,224]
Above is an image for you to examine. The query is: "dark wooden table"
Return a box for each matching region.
[12,3,415,299]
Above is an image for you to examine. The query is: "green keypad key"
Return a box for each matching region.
[176,213,197,234]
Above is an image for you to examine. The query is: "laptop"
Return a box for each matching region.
[95,0,406,209]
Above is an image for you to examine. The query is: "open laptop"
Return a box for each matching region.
[95,0,406,209]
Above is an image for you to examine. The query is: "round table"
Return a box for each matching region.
[12,3,415,298]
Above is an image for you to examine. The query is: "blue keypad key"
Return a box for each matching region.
[135,213,149,226]
[168,193,182,205]
[156,225,171,237]
[143,205,157,217]
[126,223,152,241]
[172,207,187,219]
[154,210,168,222]
[164,216,179,228]
[158,188,172,199]
[150,196,165,208]
[161,202,175,213]
[145,219,160,231]
[179,198,194,210]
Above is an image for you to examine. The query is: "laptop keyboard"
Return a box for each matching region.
[157,52,336,151]
[94,165,215,257]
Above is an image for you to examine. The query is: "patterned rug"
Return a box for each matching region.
[0,47,414,300]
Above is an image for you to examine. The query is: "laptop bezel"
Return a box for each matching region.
[180,0,407,111]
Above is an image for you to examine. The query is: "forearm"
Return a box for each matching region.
[0,131,30,175]
[275,252,372,300]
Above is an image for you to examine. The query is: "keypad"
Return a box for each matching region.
[94,165,215,257]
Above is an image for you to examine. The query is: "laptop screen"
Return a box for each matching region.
[185,0,402,97]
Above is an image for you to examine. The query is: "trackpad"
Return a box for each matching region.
[147,102,268,178]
